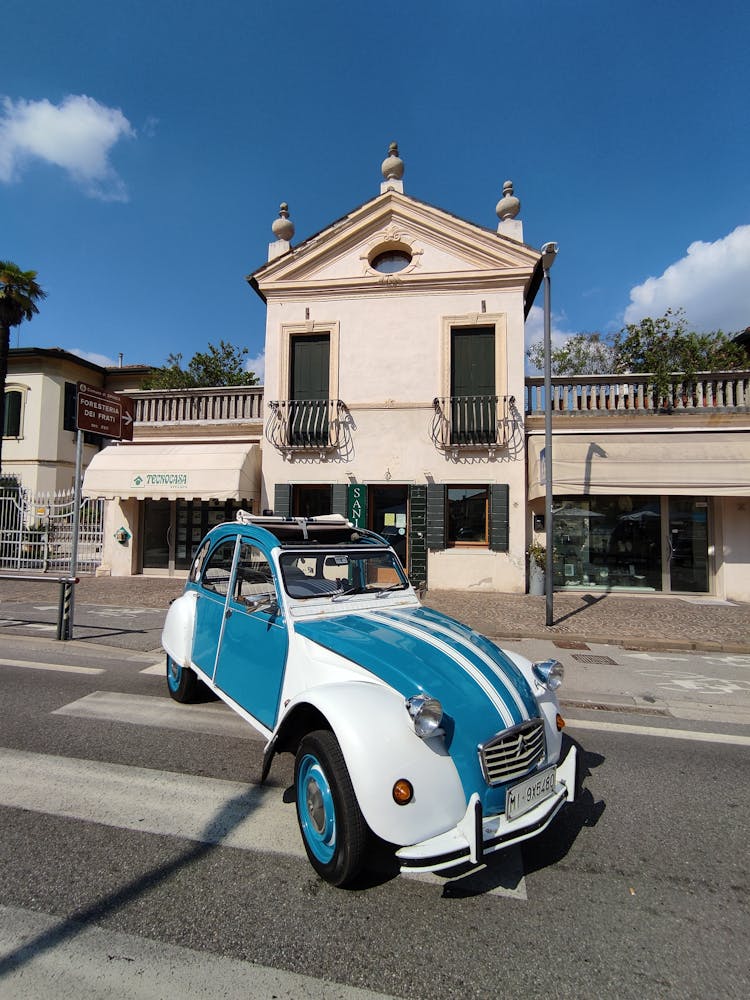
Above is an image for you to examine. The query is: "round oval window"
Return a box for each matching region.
[370,249,412,273]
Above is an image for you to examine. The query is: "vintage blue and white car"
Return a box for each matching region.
[162,513,577,886]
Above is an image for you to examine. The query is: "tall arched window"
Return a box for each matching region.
[3,389,23,438]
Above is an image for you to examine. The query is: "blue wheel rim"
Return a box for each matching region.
[167,657,181,692]
[297,753,336,864]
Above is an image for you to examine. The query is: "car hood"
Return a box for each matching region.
[294,605,538,736]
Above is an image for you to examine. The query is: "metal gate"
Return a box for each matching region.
[0,482,104,574]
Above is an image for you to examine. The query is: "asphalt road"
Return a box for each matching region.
[0,636,747,999]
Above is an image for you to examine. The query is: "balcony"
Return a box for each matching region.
[129,386,265,425]
[431,395,515,453]
[524,371,750,419]
[265,398,346,455]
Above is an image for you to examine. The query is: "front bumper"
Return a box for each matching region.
[396,744,577,874]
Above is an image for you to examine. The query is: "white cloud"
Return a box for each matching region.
[246,351,265,382]
[624,225,750,334]
[0,94,135,201]
[71,348,116,367]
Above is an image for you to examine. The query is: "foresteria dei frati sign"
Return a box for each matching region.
[76,383,134,440]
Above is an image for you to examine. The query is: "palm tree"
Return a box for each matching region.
[0,261,46,473]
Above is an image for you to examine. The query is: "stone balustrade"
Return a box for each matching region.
[128,386,265,424]
[524,371,750,416]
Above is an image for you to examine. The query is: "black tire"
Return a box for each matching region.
[294,729,368,887]
[166,654,199,703]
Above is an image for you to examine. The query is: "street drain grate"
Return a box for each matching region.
[570,654,618,665]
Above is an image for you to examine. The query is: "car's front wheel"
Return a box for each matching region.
[294,729,368,887]
[166,655,199,703]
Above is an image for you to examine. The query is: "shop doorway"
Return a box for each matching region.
[667,497,709,592]
[369,486,408,567]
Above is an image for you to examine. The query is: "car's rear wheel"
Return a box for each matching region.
[166,655,199,703]
[294,729,368,887]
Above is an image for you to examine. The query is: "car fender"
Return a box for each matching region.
[281,682,467,848]
[162,590,197,667]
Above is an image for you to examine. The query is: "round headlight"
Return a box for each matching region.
[405,693,443,739]
[532,658,564,690]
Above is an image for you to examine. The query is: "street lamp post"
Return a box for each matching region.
[541,242,558,627]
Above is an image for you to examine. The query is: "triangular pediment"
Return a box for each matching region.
[250,191,540,296]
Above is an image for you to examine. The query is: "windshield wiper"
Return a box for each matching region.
[331,585,365,601]
[374,583,406,598]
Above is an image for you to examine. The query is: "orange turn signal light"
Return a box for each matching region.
[392,779,414,805]
[556,713,566,731]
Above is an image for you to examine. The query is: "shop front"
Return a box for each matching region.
[552,495,710,593]
[83,441,261,575]
[527,430,750,597]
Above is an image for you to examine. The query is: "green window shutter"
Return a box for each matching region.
[63,382,77,432]
[450,327,495,397]
[408,485,428,586]
[426,484,446,550]
[489,484,510,552]
[274,484,291,518]
[291,334,330,399]
[3,391,22,437]
[331,484,348,517]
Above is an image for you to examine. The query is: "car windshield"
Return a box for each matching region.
[279,547,408,600]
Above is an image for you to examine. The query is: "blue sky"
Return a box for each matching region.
[2,0,749,378]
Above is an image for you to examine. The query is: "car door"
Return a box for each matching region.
[213,539,289,730]
[192,535,239,680]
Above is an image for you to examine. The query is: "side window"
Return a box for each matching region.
[201,538,237,596]
[189,538,211,583]
[234,542,275,600]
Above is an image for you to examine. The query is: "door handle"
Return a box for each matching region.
[224,607,233,620]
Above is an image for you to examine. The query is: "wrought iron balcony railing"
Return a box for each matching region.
[431,395,513,451]
[265,398,345,453]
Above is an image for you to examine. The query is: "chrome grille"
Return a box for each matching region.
[478,719,546,786]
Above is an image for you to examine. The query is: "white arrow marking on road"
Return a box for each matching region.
[0,657,104,675]
[141,660,166,675]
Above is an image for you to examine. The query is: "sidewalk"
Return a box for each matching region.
[1,574,749,652]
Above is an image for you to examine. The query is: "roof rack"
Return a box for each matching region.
[234,510,389,547]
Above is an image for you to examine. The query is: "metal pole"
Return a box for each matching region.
[542,245,558,627]
[69,429,84,638]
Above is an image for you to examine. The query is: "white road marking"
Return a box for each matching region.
[565,717,750,746]
[140,660,166,675]
[0,657,104,676]
[53,691,260,741]
[0,903,399,1000]
[622,652,689,662]
[0,746,524,899]
[0,746,299,855]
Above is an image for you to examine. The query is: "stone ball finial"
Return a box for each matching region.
[496,180,521,221]
[271,202,295,242]
[381,141,404,181]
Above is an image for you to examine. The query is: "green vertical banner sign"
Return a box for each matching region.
[347,484,367,529]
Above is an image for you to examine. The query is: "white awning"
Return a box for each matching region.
[82,442,261,501]
[528,432,750,499]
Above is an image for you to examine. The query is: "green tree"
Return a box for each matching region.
[526,331,616,375]
[0,262,46,473]
[613,309,748,400]
[528,309,749,402]
[142,340,260,389]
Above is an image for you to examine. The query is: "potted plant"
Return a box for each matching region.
[527,540,546,596]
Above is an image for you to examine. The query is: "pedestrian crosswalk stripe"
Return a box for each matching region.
[0,657,104,675]
[53,691,260,741]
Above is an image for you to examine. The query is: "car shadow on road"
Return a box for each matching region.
[0,784,271,979]
[520,734,606,876]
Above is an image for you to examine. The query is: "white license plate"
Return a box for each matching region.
[506,766,557,822]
